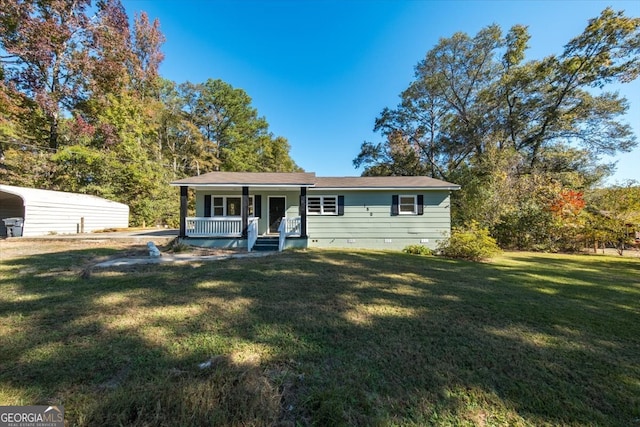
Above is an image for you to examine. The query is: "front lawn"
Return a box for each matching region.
[0,245,638,426]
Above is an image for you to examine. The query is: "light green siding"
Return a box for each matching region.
[306,190,451,250]
[193,188,453,251]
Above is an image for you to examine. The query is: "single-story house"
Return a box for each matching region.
[170,172,460,251]
[0,184,129,237]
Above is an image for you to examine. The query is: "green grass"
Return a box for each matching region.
[0,246,639,426]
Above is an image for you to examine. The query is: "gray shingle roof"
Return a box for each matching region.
[171,172,459,189]
[313,176,459,189]
[171,172,317,186]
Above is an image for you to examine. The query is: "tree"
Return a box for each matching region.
[130,11,164,96]
[0,0,93,150]
[0,62,32,179]
[355,8,639,245]
[88,0,135,95]
[585,182,640,255]
[257,135,302,173]
[355,25,504,179]
[182,78,300,172]
[1,1,301,227]
[356,9,638,181]
[68,90,174,226]
[157,79,218,177]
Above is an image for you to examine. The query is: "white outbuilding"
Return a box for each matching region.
[0,184,129,237]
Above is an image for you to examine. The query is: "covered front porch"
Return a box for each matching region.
[171,172,316,251]
[184,216,303,251]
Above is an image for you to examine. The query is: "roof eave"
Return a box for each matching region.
[170,183,316,187]
[310,186,461,191]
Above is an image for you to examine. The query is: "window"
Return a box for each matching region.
[399,195,417,215]
[213,197,224,216]
[391,194,424,216]
[209,196,253,216]
[307,196,338,215]
[226,197,241,216]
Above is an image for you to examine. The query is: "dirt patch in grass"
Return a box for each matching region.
[0,238,240,261]
[0,238,144,260]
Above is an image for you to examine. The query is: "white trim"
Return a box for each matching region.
[171,183,315,188]
[399,195,418,215]
[174,183,459,191]
[310,186,459,191]
[268,195,287,234]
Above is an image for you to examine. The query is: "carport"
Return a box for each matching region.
[0,184,129,237]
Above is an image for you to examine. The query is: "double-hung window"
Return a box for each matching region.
[210,196,254,216]
[399,195,418,215]
[392,194,424,216]
[307,196,338,215]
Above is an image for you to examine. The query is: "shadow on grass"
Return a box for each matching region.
[0,248,639,426]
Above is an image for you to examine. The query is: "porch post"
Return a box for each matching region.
[300,186,307,238]
[179,186,188,238]
[241,186,249,238]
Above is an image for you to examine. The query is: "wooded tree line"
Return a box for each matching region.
[355,8,640,252]
[0,0,299,226]
[1,2,638,250]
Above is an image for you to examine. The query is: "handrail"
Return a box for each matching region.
[247,217,259,252]
[278,216,302,251]
[278,217,286,252]
[284,217,301,236]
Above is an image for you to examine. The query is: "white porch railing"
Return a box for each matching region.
[185,217,242,237]
[278,216,301,251]
[247,217,259,252]
[283,216,301,236]
[186,216,298,252]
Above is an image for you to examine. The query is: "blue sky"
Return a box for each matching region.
[122,0,639,183]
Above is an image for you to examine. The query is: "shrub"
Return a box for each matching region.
[168,239,191,253]
[402,244,432,256]
[438,221,502,261]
